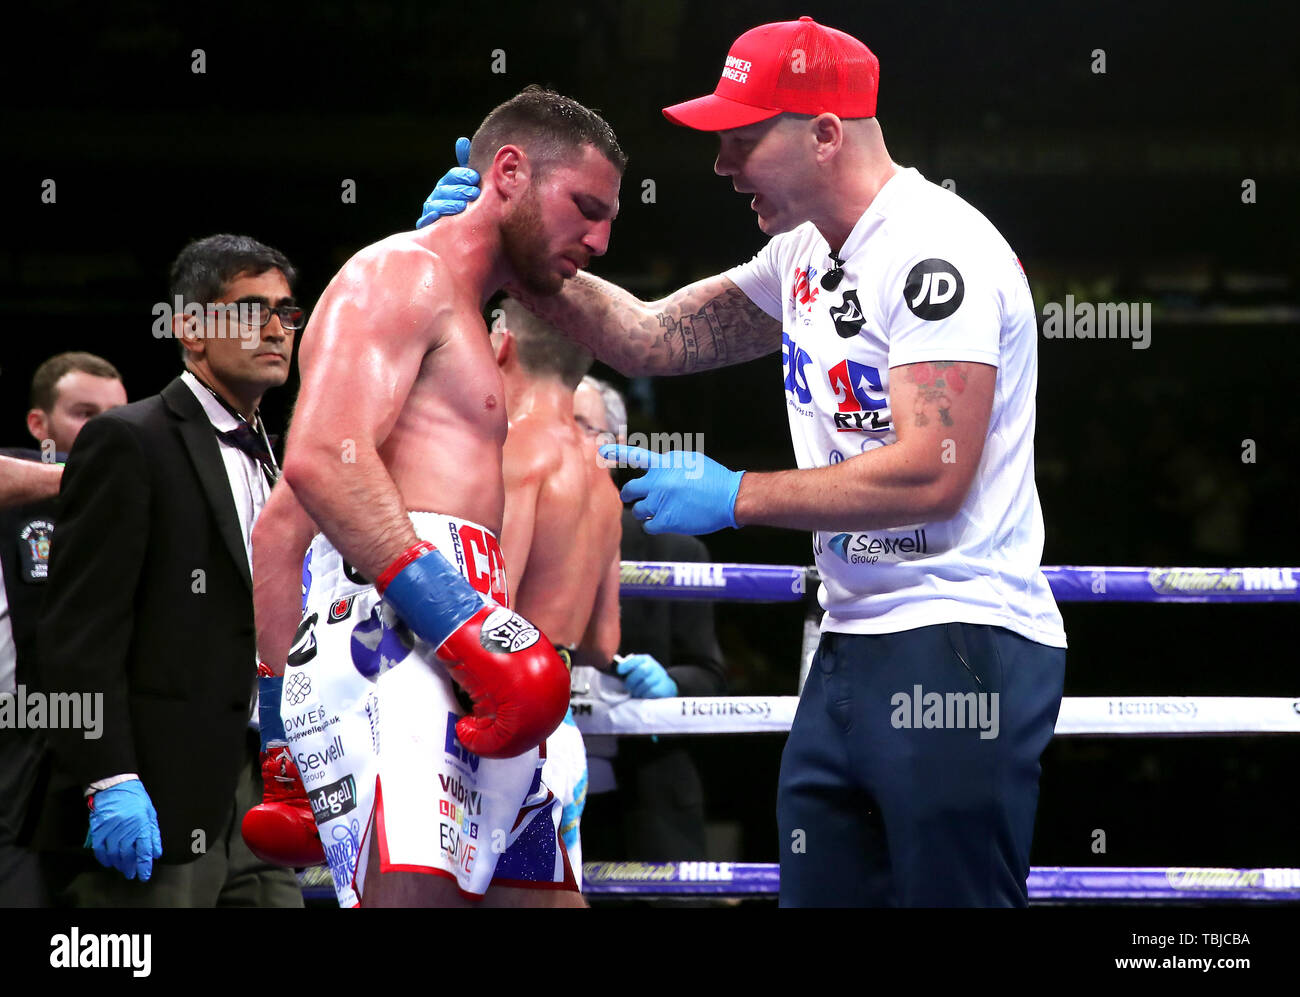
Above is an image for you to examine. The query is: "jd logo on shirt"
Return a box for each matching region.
[904,259,964,320]
[830,290,867,338]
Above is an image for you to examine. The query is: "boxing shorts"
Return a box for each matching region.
[282,511,575,906]
[542,702,588,888]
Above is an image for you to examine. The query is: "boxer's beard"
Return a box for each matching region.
[501,185,563,296]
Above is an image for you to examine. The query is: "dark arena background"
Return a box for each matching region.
[2,0,1298,967]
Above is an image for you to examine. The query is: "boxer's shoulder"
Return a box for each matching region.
[341,234,454,295]
[502,416,557,484]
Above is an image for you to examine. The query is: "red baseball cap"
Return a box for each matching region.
[663,16,880,131]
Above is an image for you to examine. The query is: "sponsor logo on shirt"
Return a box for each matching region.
[826,529,929,565]
[828,358,889,433]
[791,265,820,323]
[904,259,964,320]
[829,289,867,338]
[782,332,814,408]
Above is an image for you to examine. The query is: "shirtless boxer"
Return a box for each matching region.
[245,86,624,908]
[491,298,623,882]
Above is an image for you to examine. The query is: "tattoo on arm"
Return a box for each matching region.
[520,274,781,376]
[656,282,780,374]
[908,361,969,428]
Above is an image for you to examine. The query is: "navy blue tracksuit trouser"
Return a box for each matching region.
[777,622,1066,907]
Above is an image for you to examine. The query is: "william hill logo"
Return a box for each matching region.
[827,529,928,565]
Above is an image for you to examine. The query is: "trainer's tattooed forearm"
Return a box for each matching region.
[521,274,782,377]
[657,284,767,373]
[907,361,969,427]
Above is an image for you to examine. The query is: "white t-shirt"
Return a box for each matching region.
[726,167,1066,648]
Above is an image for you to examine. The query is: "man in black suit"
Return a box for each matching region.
[35,234,305,906]
[0,352,126,907]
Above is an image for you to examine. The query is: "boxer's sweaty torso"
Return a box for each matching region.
[504,414,621,646]
[306,230,509,533]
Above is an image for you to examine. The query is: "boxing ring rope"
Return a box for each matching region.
[297,562,1300,903]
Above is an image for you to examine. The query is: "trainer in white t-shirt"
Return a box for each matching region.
[726,166,1066,648]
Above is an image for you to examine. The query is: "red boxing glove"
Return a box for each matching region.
[241,663,325,867]
[377,543,570,759]
[436,604,571,759]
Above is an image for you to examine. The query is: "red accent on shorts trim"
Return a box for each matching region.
[510,788,555,833]
[363,777,578,900]
[374,540,438,594]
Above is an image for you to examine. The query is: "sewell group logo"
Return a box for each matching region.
[826,529,929,565]
[294,735,345,785]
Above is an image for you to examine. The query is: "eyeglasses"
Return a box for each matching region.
[206,301,306,331]
[576,417,616,447]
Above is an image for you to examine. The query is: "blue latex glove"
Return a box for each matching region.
[600,444,745,536]
[616,653,679,699]
[86,780,163,881]
[416,137,480,228]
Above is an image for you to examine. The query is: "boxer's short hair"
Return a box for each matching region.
[469,85,626,177]
[500,296,593,389]
[30,352,122,413]
[168,234,297,360]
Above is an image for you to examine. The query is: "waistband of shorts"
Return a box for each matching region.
[311,511,499,557]
[408,510,498,542]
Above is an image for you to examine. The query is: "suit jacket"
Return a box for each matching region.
[32,377,258,863]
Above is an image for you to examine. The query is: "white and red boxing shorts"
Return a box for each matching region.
[281,511,575,906]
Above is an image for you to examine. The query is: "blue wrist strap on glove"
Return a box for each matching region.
[258,672,286,746]
[377,542,484,647]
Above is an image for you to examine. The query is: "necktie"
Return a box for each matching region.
[216,424,279,487]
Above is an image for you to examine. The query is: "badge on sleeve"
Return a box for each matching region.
[904,259,964,320]
[17,519,53,582]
